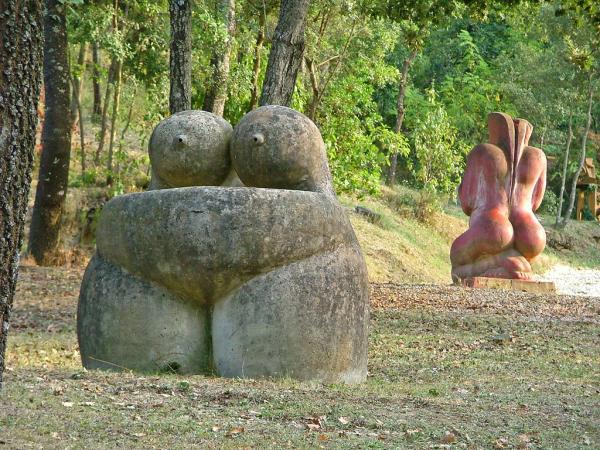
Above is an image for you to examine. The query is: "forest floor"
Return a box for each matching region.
[1,262,599,449]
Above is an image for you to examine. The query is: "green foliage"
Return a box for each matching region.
[539,189,559,216]
[438,29,507,144]
[408,91,467,193]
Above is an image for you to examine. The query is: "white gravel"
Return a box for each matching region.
[542,264,600,297]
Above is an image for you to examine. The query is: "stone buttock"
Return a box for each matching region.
[77,106,369,383]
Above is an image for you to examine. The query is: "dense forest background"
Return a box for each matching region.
[33,0,600,246]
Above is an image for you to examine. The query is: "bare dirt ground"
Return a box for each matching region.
[2,263,599,448]
[543,264,600,297]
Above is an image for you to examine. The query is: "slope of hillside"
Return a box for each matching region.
[343,187,600,287]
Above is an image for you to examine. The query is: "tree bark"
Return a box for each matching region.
[107,60,122,186]
[169,0,192,114]
[259,0,310,106]
[0,0,44,389]
[91,42,102,117]
[387,49,418,186]
[70,42,86,128]
[29,0,73,266]
[203,0,236,116]
[561,73,594,226]
[555,111,573,226]
[96,59,115,164]
[71,76,86,174]
[249,11,266,111]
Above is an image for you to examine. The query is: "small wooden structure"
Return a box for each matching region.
[576,158,599,221]
[459,277,556,294]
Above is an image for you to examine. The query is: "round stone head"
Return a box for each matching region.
[230,106,334,194]
[149,110,232,188]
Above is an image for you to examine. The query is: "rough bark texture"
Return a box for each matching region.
[555,111,573,226]
[387,50,418,186]
[92,42,102,117]
[29,0,72,265]
[561,74,594,226]
[203,0,236,116]
[169,0,192,114]
[0,0,44,389]
[259,0,310,106]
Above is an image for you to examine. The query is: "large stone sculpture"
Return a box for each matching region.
[450,112,547,282]
[77,107,369,383]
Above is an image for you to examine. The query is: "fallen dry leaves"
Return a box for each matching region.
[370,283,600,323]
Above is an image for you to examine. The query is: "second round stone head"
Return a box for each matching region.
[230,105,330,192]
[149,110,232,188]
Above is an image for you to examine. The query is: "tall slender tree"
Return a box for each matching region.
[561,71,595,225]
[28,0,73,265]
[91,42,102,117]
[259,0,310,106]
[70,42,87,128]
[0,0,44,389]
[203,0,236,116]
[169,0,192,113]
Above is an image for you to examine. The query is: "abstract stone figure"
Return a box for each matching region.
[77,106,369,383]
[450,112,547,282]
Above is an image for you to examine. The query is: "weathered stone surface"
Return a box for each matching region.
[451,112,547,282]
[231,105,334,194]
[78,254,210,373]
[78,106,369,383]
[96,187,357,305]
[148,110,232,189]
[212,245,368,383]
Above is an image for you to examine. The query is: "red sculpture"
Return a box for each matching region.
[451,112,547,282]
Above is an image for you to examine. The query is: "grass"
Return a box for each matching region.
[1,265,599,448]
[340,186,600,284]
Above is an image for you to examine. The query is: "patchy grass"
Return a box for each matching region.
[341,188,466,284]
[1,264,599,448]
[341,186,600,284]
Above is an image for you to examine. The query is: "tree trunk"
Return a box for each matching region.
[387,49,418,186]
[555,111,573,226]
[203,0,236,116]
[561,73,594,226]
[95,59,115,164]
[249,11,266,111]
[169,0,192,114]
[107,60,122,186]
[29,0,73,266]
[71,76,86,174]
[91,42,102,117]
[259,0,310,106]
[70,42,86,128]
[0,0,44,389]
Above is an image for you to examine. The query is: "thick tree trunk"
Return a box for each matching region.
[169,0,192,114]
[29,0,73,266]
[259,0,310,106]
[0,0,44,389]
[387,49,417,186]
[555,111,573,226]
[561,74,594,226]
[249,12,266,111]
[91,42,102,117]
[70,42,86,128]
[203,0,236,116]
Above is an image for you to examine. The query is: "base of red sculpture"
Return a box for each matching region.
[457,277,556,294]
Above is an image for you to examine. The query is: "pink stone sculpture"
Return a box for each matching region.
[450,112,547,282]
